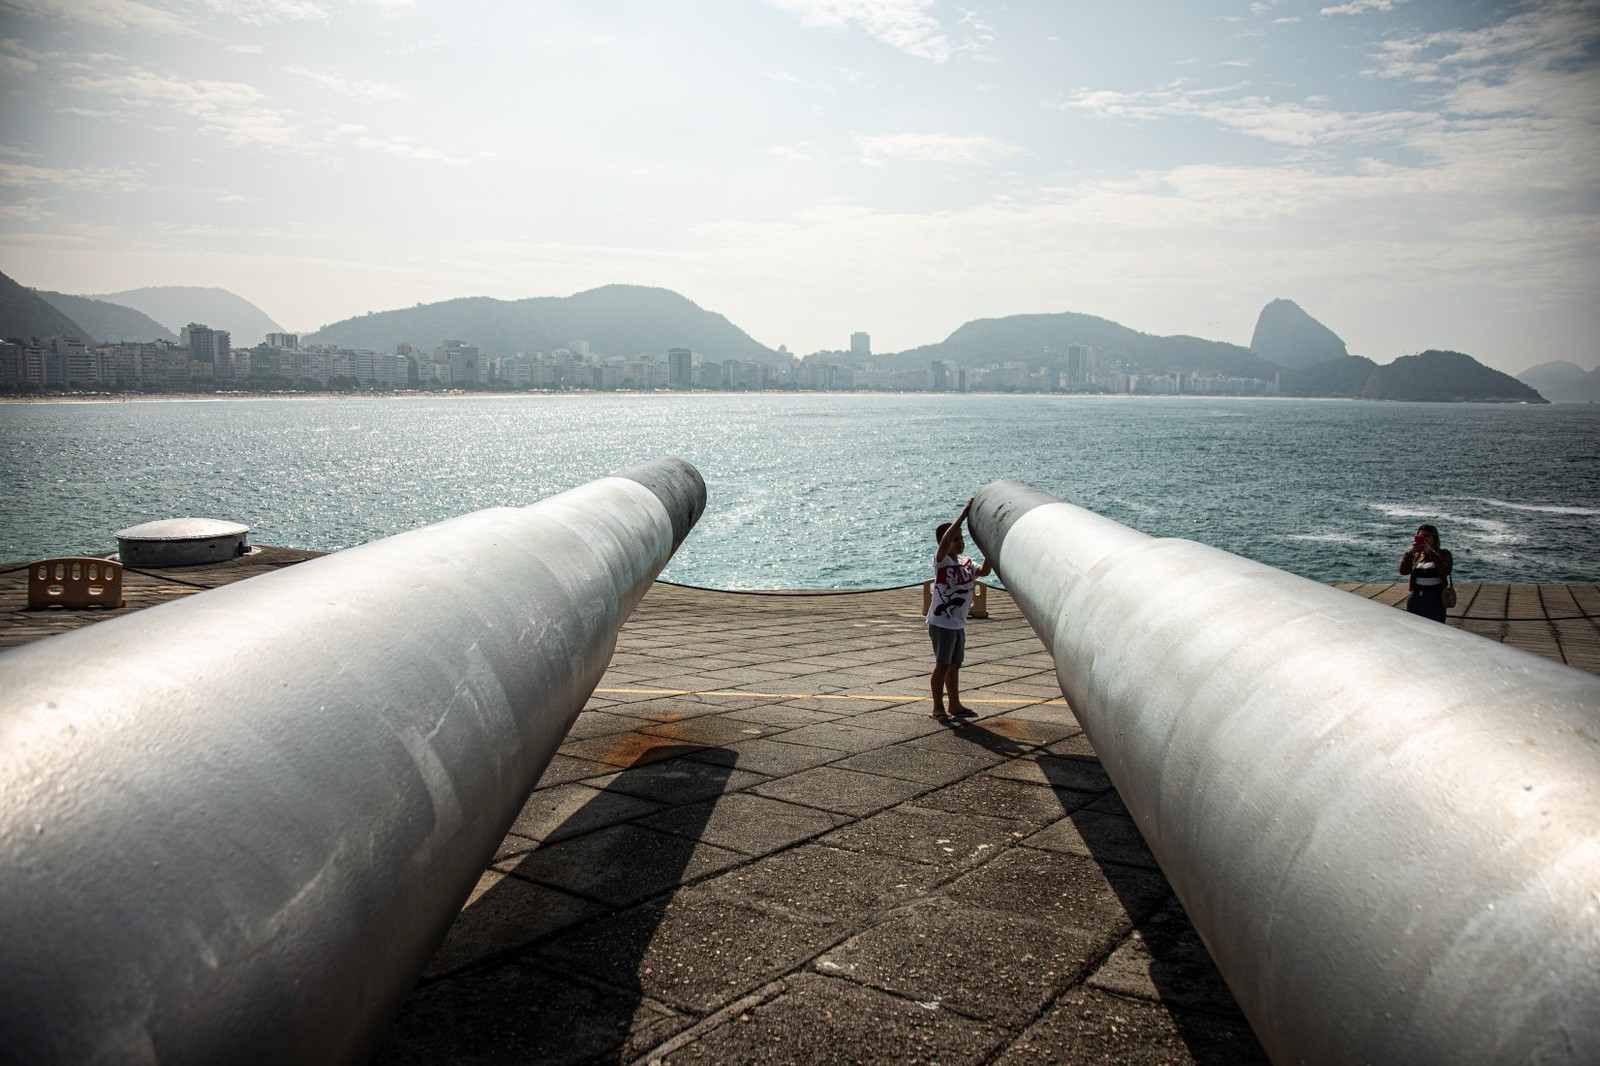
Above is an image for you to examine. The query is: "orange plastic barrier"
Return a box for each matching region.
[27,557,125,609]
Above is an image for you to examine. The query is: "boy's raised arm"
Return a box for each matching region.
[936,498,975,560]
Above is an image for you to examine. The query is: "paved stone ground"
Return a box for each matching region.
[369,578,1599,1066]
[372,583,1269,1066]
[2,561,1595,1064]
[1337,580,1600,673]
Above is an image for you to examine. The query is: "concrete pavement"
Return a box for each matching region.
[4,562,1596,1063]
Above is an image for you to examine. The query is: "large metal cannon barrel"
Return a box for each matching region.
[969,482,1600,1066]
[0,458,706,1065]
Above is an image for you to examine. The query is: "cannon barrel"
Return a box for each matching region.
[968,482,1600,1066]
[0,458,705,1065]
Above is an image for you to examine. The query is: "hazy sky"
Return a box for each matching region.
[2,0,1597,372]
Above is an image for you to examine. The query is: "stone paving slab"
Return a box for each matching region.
[815,898,1105,1027]
[583,756,769,805]
[638,792,846,858]
[505,782,666,846]
[944,847,1172,942]
[422,871,605,979]
[684,735,845,777]
[670,972,1008,1066]
[497,822,748,910]
[990,753,1116,794]
[537,887,843,1017]
[915,775,1101,829]
[819,803,1037,874]
[700,842,941,922]
[748,762,936,817]
[1336,580,1600,673]
[1087,898,1246,1018]
[389,959,693,1064]
[830,743,999,786]
[3,562,1595,1064]
[374,583,1267,1064]
[1025,810,1163,872]
[994,986,1271,1066]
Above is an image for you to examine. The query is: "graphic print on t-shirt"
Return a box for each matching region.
[927,555,978,628]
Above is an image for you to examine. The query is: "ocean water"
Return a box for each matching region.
[1,393,1596,588]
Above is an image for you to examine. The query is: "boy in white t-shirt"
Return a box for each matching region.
[927,497,992,719]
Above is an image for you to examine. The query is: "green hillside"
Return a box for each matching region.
[37,291,176,343]
[1281,356,1379,398]
[0,270,94,343]
[305,284,781,365]
[883,311,1280,378]
[1364,350,1546,403]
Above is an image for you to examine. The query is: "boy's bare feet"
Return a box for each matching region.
[950,704,978,717]
[931,703,947,718]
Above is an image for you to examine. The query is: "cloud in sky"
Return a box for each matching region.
[0,0,186,33]
[1321,0,1406,16]
[854,132,1023,167]
[286,68,409,102]
[65,68,304,148]
[205,0,328,26]
[766,0,965,61]
[0,0,1596,374]
[1061,85,1431,148]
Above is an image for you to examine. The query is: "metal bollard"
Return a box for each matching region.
[968,481,1600,1066]
[0,458,705,1066]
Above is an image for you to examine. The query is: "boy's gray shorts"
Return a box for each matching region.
[929,624,965,665]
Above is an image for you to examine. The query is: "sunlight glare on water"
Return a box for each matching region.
[1,393,1596,587]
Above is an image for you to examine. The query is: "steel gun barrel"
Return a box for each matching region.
[0,458,705,1065]
[969,481,1600,1066]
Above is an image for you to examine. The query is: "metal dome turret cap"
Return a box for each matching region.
[115,518,251,566]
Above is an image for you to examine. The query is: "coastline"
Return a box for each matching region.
[0,389,1556,405]
[5,397,1594,586]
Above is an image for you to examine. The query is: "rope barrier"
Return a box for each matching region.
[652,579,1600,621]
[1452,614,1600,622]
[652,579,924,597]
[4,560,1596,620]
[117,566,227,591]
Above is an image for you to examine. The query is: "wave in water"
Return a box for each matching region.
[1468,496,1600,517]
[2,395,1596,586]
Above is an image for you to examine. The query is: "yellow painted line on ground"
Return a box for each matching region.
[594,686,1067,706]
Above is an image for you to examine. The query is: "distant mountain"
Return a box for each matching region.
[88,286,283,346]
[1281,355,1380,398]
[1250,298,1348,369]
[0,269,94,343]
[304,284,782,365]
[4,270,1560,405]
[36,291,176,343]
[1364,350,1546,403]
[883,311,1281,378]
[1517,359,1600,403]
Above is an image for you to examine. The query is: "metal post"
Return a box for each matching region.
[0,458,705,1066]
[969,481,1600,1066]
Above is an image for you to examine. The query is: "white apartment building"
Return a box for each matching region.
[0,341,46,389]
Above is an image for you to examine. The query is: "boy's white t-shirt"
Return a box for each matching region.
[927,554,978,629]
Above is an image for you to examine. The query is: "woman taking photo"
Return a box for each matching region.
[1400,523,1454,623]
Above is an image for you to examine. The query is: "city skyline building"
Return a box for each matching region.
[1,327,1280,399]
[184,323,230,379]
[668,347,693,388]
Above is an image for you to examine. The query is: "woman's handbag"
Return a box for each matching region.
[1442,580,1457,609]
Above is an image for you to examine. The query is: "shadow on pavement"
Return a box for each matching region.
[944,717,1267,1065]
[373,745,735,1065]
